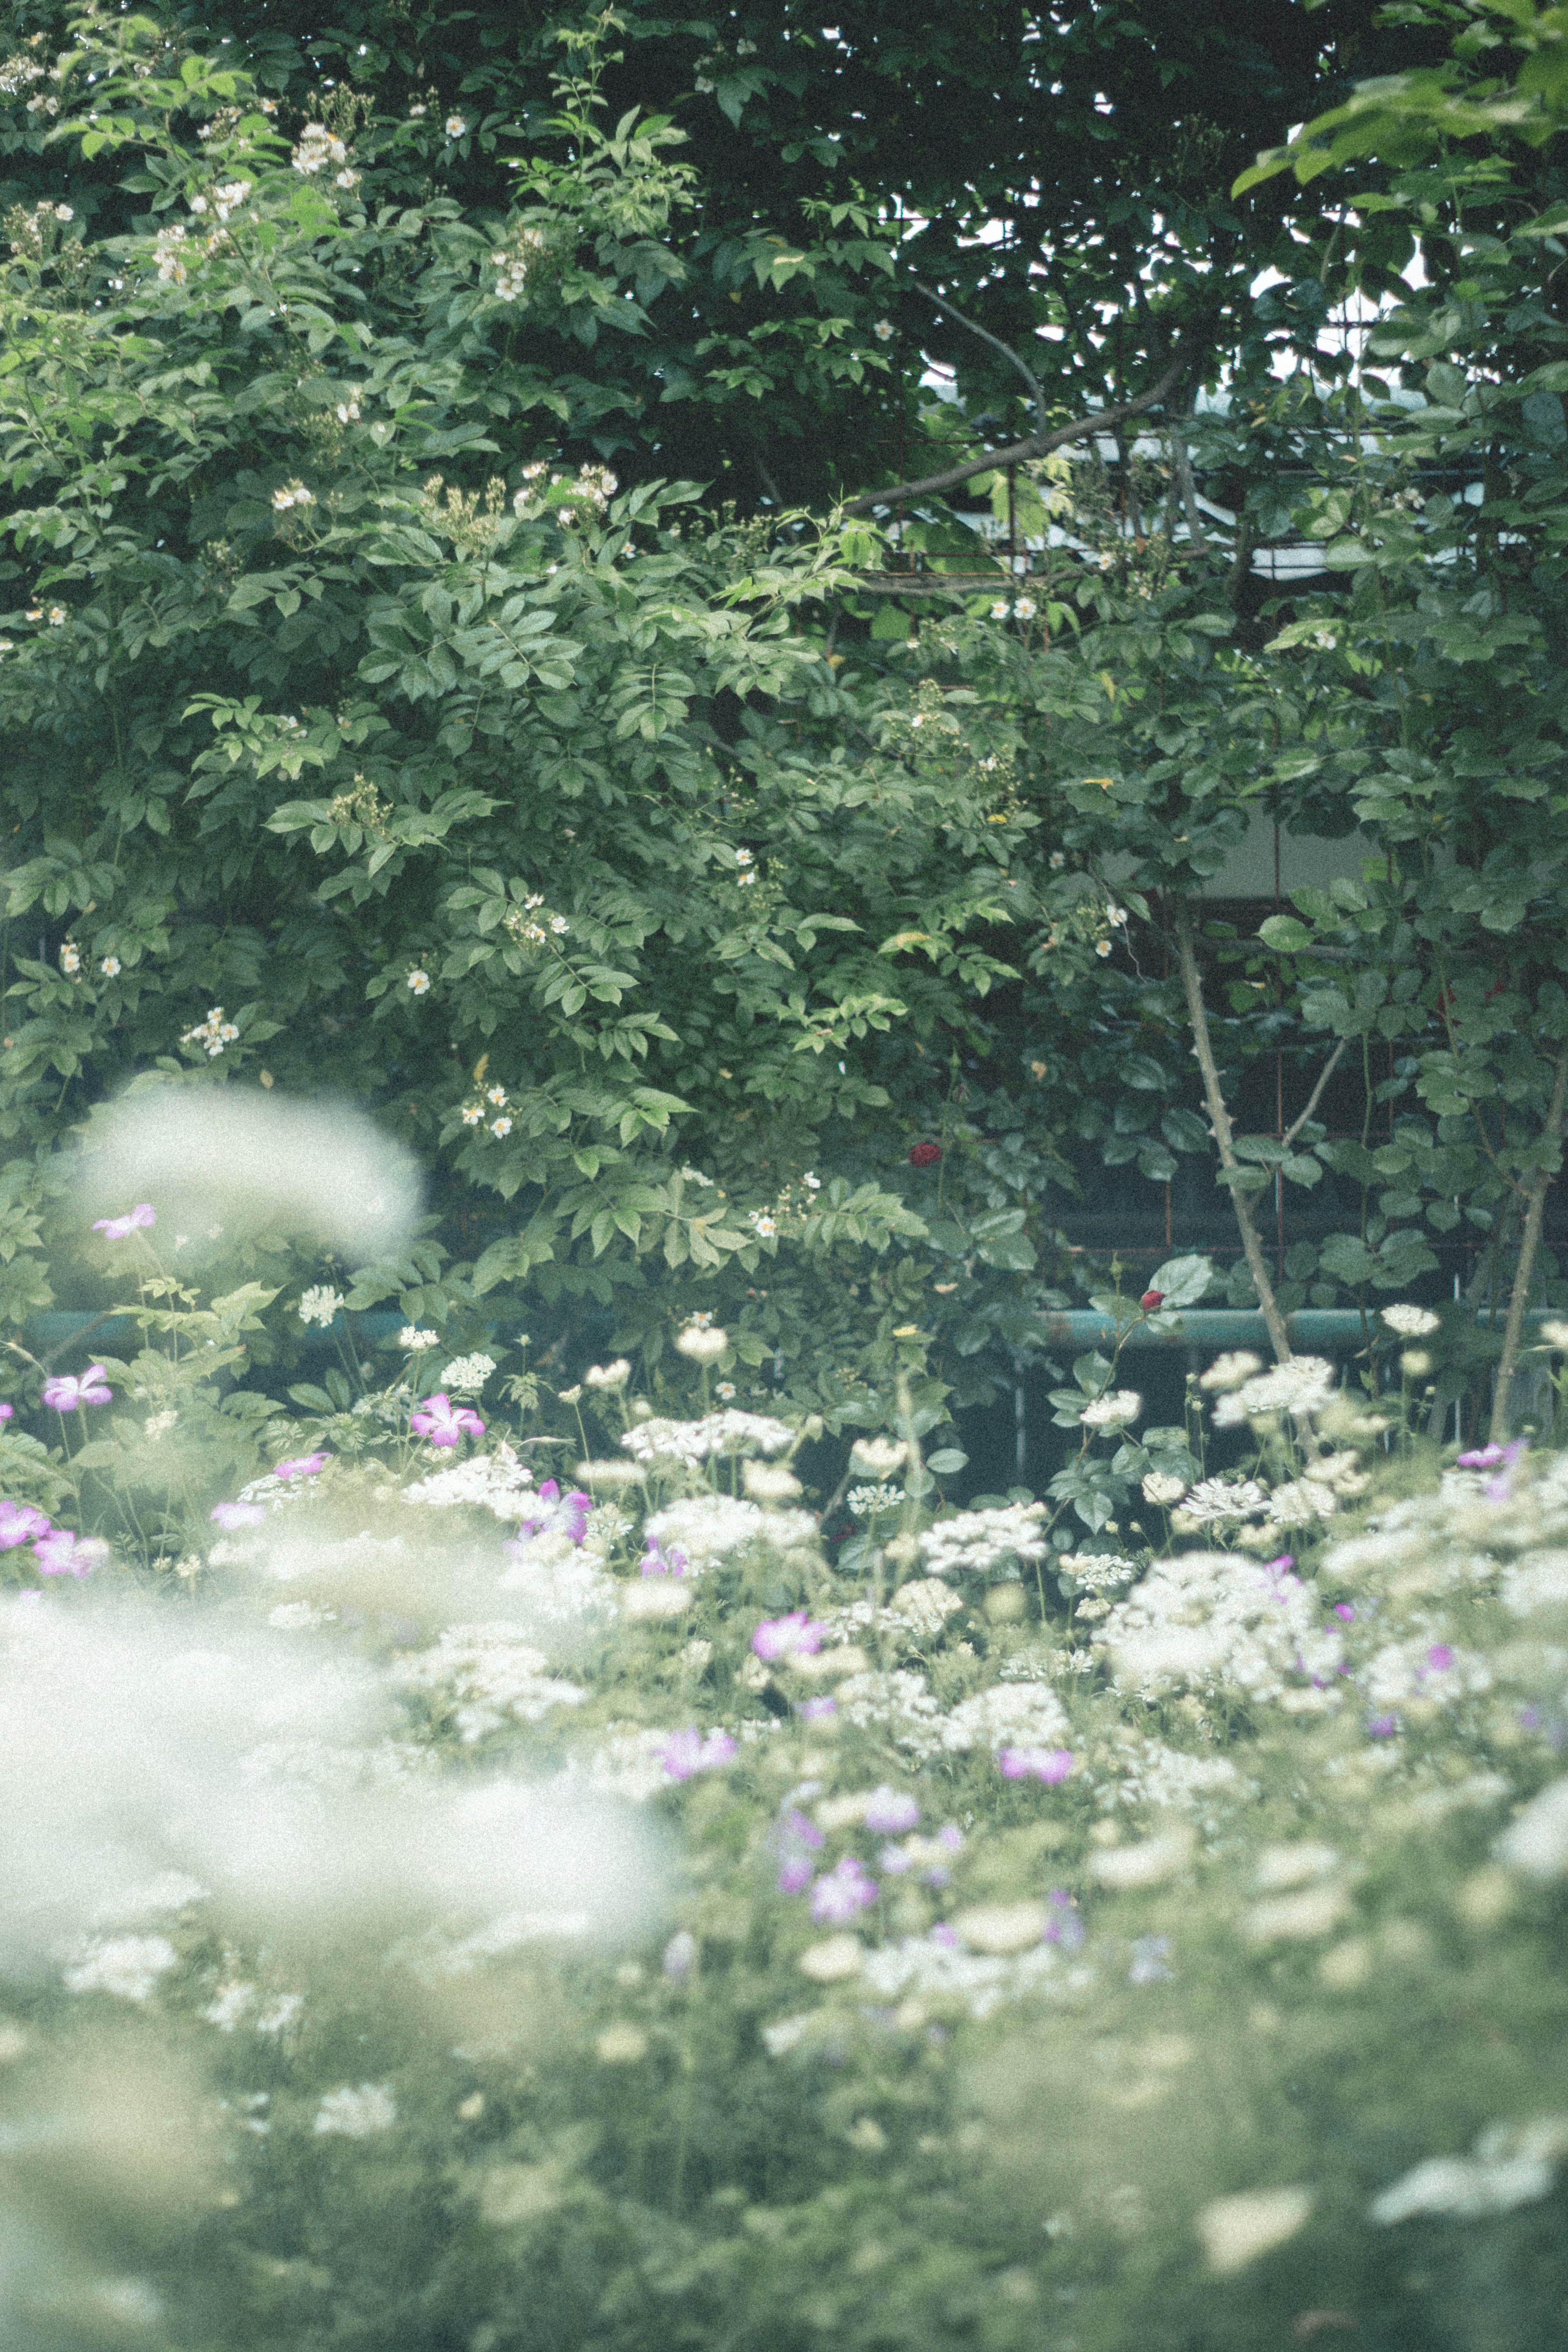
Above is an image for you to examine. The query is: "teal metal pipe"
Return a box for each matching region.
[1045,1309,1558,1352]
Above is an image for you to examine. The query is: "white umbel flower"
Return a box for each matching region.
[1381,1303,1441,1337]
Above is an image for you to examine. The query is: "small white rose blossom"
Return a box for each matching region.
[1079,1390,1141,1430]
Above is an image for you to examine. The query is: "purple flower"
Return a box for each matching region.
[936,1824,964,1851]
[1426,1644,1455,1672]
[92,1203,156,1240]
[210,1500,265,1530]
[1368,1712,1401,1740]
[662,1930,697,1979]
[775,1805,824,1893]
[862,1785,920,1834]
[639,1537,688,1575]
[409,1392,484,1448]
[1458,1441,1523,1470]
[33,1529,109,1579]
[658,1728,738,1782]
[810,1855,878,1925]
[41,1364,111,1412]
[515,1480,591,1545]
[778,1856,815,1894]
[929,1922,960,1949]
[752,1610,824,1663]
[1266,1554,1296,1574]
[275,1452,330,1480]
[0,1402,12,1421]
[878,1843,912,1875]
[998,1746,1074,1784]
[1333,1602,1356,1622]
[1044,1889,1085,1950]
[796,1695,837,1722]
[0,1499,50,1549]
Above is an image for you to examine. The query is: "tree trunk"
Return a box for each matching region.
[1173,895,1294,1364]
[1489,1039,1568,1443]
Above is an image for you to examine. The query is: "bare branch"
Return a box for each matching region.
[840,350,1189,518]
[1281,1037,1348,1151]
[906,276,1048,441]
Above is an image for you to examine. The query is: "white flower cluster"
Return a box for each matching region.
[642,1494,815,1565]
[180,1006,239,1057]
[271,480,316,513]
[833,1667,947,1756]
[1058,1552,1138,1592]
[1080,1389,1140,1429]
[155,222,190,283]
[1178,1477,1270,1525]
[847,1483,902,1518]
[297,1285,344,1330]
[61,1932,178,2003]
[399,1325,440,1350]
[940,1681,1069,1754]
[292,122,350,175]
[888,1577,965,1636]
[1096,1551,1343,1703]
[859,1933,1068,2021]
[403,1443,535,1519]
[512,461,618,528]
[1212,1355,1338,1427]
[620,1410,794,1466]
[1370,2117,1568,2224]
[313,2083,396,2138]
[1382,1303,1441,1338]
[390,1624,586,1744]
[0,51,46,94]
[489,223,548,302]
[439,1352,496,1396]
[1360,1630,1492,1711]
[920,1502,1049,1579]
[1088,1729,1245,1819]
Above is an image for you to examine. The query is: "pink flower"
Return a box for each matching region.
[1425,1644,1455,1672]
[862,1786,920,1834]
[41,1365,111,1411]
[810,1855,878,1925]
[657,1727,738,1782]
[210,1500,266,1529]
[0,1402,12,1421]
[796,1695,837,1722]
[33,1529,109,1579]
[515,1480,590,1544]
[275,1452,330,1479]
[752,1610,824,1663]
[998,1746,1074,1784]
[92,1203,156,1240]
[639,1538,689,1576]
[0,1499,50,1548]
[408,1392,484,1448]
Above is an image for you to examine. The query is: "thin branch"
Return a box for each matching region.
[1489,1038,1568,1443]
[840,350,1190,517]
[906,276,1048,440]
[1281,1037,1348,1151]
[1173,897,1294,1365]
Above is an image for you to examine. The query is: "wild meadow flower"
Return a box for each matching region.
[33,1529,109,1578]
[42,1365,111,1411]
[297,1285,345,1328]
[585,1359,631,1389]
[399,1326,439,1350]
[998,1746,1074,1784]
[275,1452,330,1479]
[1382,1303,1441,1338]
[675,1321,728,1363]
[512,1479,590,1545]
[92,1203,155,1239]
[0,1499,49,1548]
[1080,1390,1141,1429]
[210,1500,265,1530]
[657,1727,738,1782]
[753,1611,824,1663]
[862,1786,920,1833]
[409,1393,484,1448]
[810,1854,878,1924]
[439,1352,496,1396]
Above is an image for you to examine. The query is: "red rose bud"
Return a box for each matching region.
[1140,1289,1165,1310]
[908,1143,942,1167]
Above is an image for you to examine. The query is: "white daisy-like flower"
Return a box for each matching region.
[1079,1390,1141,1429]
[1381,1303,1441,1338]
[873,318,894,340]
[445,115,468,137]
[1179,1477,1270,1525]
[406,968,430,994]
